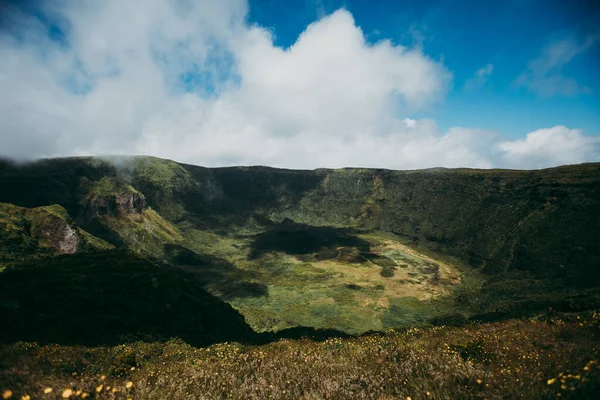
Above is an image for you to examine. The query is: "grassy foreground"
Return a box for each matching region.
[2,312,599,399]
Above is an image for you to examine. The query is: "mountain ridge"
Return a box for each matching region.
[4,154,600,172]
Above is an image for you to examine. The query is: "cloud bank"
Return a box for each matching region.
[0,0,598,170]
[498,126,600,169]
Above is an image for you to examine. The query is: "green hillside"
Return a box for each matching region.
[1,156,599,334]
[1,156,600,399]
[0,250,257,347]
[0,202,113,268]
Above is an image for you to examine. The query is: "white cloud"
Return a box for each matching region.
[464,64,493,91]
[0,1,598,170]
[514,35,598,97]
[497,126,600,169]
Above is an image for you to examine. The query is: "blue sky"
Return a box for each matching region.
[247,0,600,138]
[0,0,599,169]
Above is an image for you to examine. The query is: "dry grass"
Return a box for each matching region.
[372,238,461,284]
[2,312,599,399]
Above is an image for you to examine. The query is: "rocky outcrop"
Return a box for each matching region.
[0,203,113,264]
[32,214,80,254]
[115,192,146,214]
[82,192,146,218]
[80,177,147,219]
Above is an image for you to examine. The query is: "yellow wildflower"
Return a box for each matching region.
[43,388,53,394]
[96,385,103,393]
[61,389,72,398]
[2,390,12,399]
[547,378,556,385]
[126,381,133,389]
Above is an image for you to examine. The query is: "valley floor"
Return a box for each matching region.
[2,312,599,399]
[180,229,470,334]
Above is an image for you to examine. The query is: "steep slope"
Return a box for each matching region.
[0,250,258,346]
[0,202,113,267]
[77,176,183,259]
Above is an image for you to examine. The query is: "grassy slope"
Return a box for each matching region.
[141,159,600,328]
[0,250,257,347]
[122,158,599,287]
[182,162,600,315]
[76,175,184,260]
[4,156,598,282]
[1,157,600,398]
[0,202,113,266]
[1,312,599,399]
[1,157,599,332]
[189,164,600,280]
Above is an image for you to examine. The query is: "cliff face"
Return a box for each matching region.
[80,176,147,219]
[81,191,147,218]
[30,209,80,254]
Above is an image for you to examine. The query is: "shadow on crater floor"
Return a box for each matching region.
[249,218,371,259]
[163,243,268,300]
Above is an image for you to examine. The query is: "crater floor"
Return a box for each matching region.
[181,227,465,334]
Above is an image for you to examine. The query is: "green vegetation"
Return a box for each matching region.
[1,157,600,398]
[205,225,469,333]
[0,202,112,267]
[96,208,182,260]
[85,176,143,198]
[132,157,195,193]
[1,156,599,334]
[130,157,197,221]
[1,312,599,399]
[0,250,256,347]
